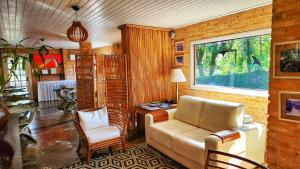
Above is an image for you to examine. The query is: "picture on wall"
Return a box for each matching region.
[175,55,184,66]
[274,41,300,78]
[279,91,300,123]
[175,41,184,53]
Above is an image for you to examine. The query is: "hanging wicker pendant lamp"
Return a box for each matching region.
[67,6,88,42]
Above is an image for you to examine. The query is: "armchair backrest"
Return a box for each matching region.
[72,107,128,141]
[107,107,128,136]
[72,112,88,144]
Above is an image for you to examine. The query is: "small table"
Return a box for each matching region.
[134,104,176,133]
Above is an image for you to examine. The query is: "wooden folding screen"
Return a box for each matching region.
[76,53,95,110]
[96,54,128,110]
[120,24,173,128]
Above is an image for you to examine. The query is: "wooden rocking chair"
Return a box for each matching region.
[72,107,128,162]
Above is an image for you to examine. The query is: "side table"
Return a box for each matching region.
[134,105,176,133]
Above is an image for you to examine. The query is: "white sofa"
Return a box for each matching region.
[145,95,266,169]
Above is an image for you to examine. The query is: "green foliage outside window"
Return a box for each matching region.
[194,34,271,90]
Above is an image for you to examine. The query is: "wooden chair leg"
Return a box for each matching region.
[76,139,81,153]
[122,140,126,151]
[86,148,91,163]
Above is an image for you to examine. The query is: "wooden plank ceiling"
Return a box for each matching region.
[0,0,272,49]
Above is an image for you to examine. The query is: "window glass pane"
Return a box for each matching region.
[21,81,27,86]
[9,82,15,86]
[21,76,27,80]
[194,34,271,90]
[15,82,21,87]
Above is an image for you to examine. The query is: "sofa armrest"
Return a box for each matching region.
[165,108,177,120]
[237,122,266,164]
[145,113,154,143]
[205,130,246,157]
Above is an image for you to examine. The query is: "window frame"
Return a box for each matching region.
[3,54,30,91]
[190,28,271,97]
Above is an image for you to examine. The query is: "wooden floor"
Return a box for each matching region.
[21,101,144,169]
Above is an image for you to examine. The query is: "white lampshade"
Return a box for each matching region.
[170,69,186,82]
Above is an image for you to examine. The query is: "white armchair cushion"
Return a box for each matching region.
[78,107,109,130]
[84,126,120,143]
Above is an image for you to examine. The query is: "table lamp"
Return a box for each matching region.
[170,68,186,103]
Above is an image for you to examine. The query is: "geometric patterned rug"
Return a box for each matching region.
[60,144,186,169]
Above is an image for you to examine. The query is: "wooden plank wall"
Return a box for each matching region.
[62,49,80,80]
[120,25,173,127]
[173,5,272,125]
[267,1,300,168]
[93,44,122,56]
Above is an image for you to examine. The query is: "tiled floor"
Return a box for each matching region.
[21,101,144,169]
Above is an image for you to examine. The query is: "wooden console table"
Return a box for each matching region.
[134,104,176,133]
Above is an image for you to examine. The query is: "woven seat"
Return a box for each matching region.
[72,107,128,162]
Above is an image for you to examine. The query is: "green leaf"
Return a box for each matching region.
[22,57,26,70]
[10,70,19,80]
[19,37,31,44]
[29,53,33,64]
[33,69,39,79]
[12,48,17,57]
[0,38,8,43]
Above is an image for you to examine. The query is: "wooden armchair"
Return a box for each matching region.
[72,107,128,162]
[205,149,268,169]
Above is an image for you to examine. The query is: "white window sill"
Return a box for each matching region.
[190,84,269,98]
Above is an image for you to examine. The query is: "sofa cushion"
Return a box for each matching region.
[175,95,205,126]
[172,128,213,165]
[84,126,120,144]
[198,99,244,132]
[149,119,197,149]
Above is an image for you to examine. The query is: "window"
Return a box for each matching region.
[191,29,271,93]
[7,57,28,90]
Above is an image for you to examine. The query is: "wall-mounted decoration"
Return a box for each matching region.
[273,41,300,78]
[175,55,184,66]
[50,68,57,74]
[33,54,63,69]
[41,69,49,75]
[175,41,184,53]
[279,91,300,123]
[70,54,76,61]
